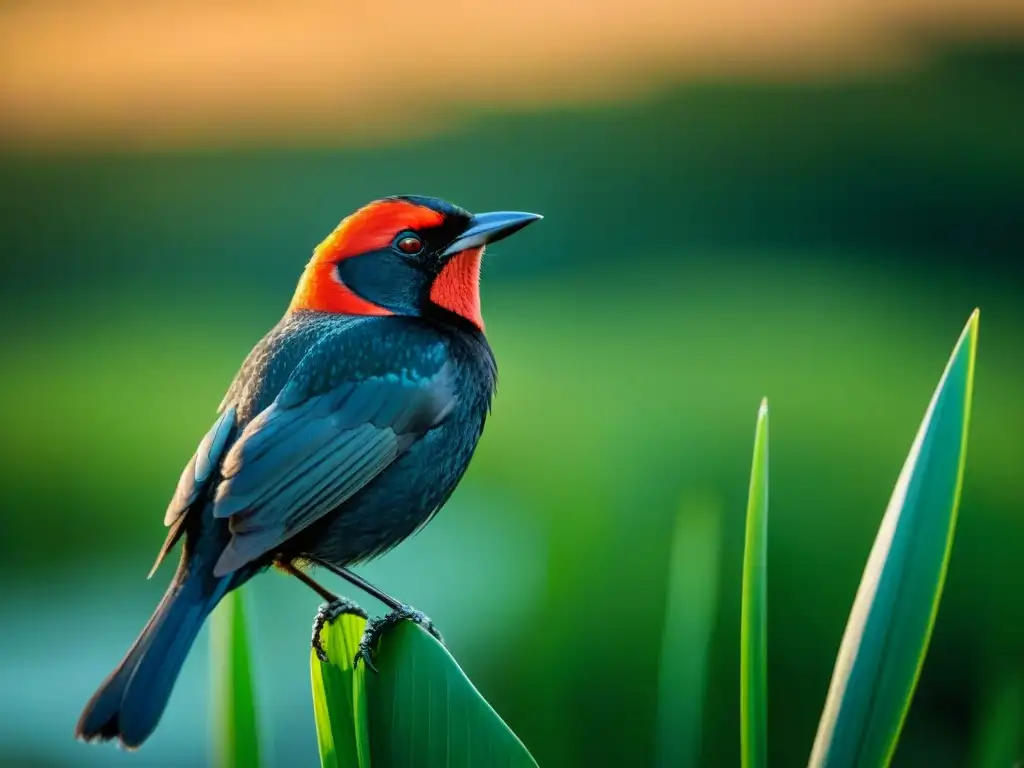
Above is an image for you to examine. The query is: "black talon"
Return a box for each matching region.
[355,616,386,673]
[354,604,444,672]
[312,597,368,663]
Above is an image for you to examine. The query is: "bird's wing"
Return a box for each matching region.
[148,406,238,578]
[209,331,457,577]
[164,406,238,526]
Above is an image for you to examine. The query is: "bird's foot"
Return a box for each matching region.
[312,597,368,663]
[355,604,444,673]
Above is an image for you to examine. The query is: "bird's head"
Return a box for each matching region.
[288,195,542,331]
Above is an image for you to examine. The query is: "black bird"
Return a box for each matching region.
[75,194,542,749]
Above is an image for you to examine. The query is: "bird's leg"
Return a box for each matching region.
[277,558,338,602]
[304,558,444,672]
[307,559,402,610]
[276,559,368,663]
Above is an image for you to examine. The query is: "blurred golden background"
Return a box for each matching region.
[4,0,1024,148]
[1,1,1023,766]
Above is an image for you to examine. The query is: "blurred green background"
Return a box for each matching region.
[1,3,1023,766]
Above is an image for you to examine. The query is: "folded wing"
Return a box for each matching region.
[149,406,238,578]
[210,342,457,577]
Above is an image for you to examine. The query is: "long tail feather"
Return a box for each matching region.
[75,565,233,749]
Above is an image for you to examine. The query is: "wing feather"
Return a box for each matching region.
[210,349,456,577]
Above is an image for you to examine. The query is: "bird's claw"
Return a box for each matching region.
[354,604,444,673]
[312,597,368,663]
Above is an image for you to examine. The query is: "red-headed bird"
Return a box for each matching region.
[75,195,542,749]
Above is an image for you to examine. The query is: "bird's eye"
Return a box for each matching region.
[395,233,423,255]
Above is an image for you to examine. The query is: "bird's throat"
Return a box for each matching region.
[430,247,484,331]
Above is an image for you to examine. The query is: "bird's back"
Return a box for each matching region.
[219,311,366,425]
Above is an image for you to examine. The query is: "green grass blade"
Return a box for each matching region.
[210,585,262,768]
[808,310,979,768]
[968,673,1022,768]
[311,612,372,768]
[366,622,539,768]
[655,494,722,767]
[741,399,770,768]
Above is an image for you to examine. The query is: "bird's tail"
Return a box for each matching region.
[75,562,235,749]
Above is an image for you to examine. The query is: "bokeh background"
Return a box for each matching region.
[2,1,1023,766]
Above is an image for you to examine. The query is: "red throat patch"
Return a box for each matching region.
[288,199,445,315]
[430,247,485,331]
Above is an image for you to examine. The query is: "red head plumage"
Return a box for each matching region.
[429,247,485,331]
[288,196,541,332]
[289,198,445,317]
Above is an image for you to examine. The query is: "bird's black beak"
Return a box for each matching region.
[441,211,543,257]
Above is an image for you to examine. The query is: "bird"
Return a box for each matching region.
[74,194,542,750]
